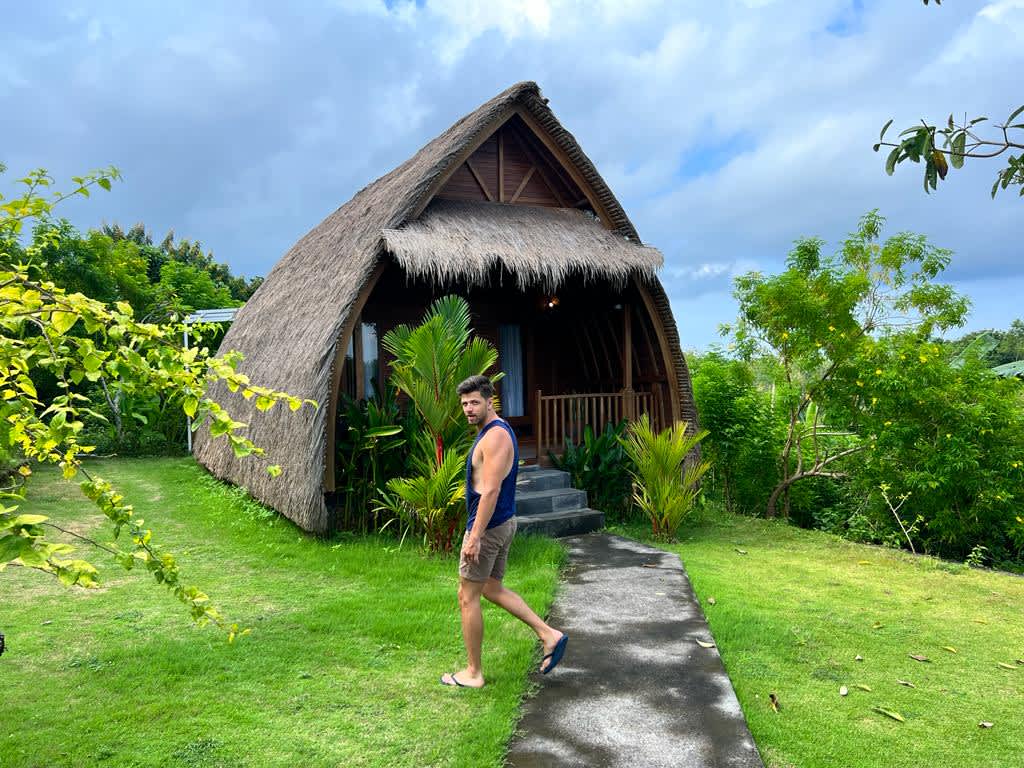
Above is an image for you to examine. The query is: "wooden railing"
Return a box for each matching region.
[535,388,666,462]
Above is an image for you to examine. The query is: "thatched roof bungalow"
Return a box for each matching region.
[194,81,698,534]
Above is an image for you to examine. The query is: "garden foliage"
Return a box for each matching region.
[0,166,309,634]
[619,414,709,540]
[550,420,635,522]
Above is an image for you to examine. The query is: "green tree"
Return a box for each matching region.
[0,166,312,636]
[156,259,238,314]
[727,211,969,517]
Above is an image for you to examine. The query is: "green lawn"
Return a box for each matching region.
[0,459,566,768]
[616,509,1024,768]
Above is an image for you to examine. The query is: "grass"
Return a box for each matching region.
[0,458,566,768]
[613,507,1024,768]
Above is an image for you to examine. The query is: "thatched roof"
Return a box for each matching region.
[383,200,663,290]
[193,81,696,534]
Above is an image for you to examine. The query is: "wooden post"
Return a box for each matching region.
[622,304,635,421]
[535,389,543,465]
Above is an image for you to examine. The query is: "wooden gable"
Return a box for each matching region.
[436,114,588,210]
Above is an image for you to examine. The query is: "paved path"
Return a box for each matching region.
[506,534,764,768]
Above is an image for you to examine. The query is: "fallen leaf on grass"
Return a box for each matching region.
[897,680,916,688]
[1016,659,1024,666]
[855,684,872,692]
[873,707,906,723]
[855,654,864,661]
[972,618,988,624]
[735,548,748,555]
[858,560,871,565]
[769,693,780,712]
[909,654,931,663]
[695,639,716,649]
[872,622,884,630]
[997,662,1017,670]
[979,722,994,729]
[839,686,849,696]
[942,646,958,654]
[706,596,716,605]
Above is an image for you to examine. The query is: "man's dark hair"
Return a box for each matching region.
[457,374,494,399]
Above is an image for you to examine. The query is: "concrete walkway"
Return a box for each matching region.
[506,534,764,768]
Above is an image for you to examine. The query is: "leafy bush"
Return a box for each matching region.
[620,415,710,540]
[550,420,635,521]
[691,353,783,515]
[332,384,418,534]
[845,335,1024,565]
[375,449,466,554]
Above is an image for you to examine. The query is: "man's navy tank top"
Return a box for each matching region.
[465,418,519,531]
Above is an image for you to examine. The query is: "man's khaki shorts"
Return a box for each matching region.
[459,518,517,583]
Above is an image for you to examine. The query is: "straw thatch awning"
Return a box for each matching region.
[383,200,663,289]
[192,81,697,534]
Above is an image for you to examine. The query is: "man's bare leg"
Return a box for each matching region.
[443,578,487,688]
[483,577,565,672]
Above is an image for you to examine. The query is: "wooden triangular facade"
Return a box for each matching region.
[436,114,587,209]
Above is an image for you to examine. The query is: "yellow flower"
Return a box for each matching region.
[872,397,878,405]
[919,355,928,363]
[884,420,892,426]
[781,331,789,339]
[828,325,836,332]
[946,433,952,438]
[856,380,864,387]
[875,369,883,375]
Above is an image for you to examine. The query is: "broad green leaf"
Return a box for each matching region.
[885,147,900,176]
[879,118,893,142]
[183,397,198,418]
[51,311,78,335]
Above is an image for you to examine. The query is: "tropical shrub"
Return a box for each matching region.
[620,415,710,540]
[550,420,635,522]
[382,295,501,468]
[375,449,466,554]
[332,383,417,533]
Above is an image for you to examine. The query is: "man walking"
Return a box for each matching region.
[440,375,568,689]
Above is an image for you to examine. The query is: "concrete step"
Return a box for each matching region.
[516,468,571,492]
[516,487,588,517]
[516,508,605,538]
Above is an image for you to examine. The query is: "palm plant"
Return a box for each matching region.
[620,414,711,540]
[382,295,501,468]
[375,449,466,553]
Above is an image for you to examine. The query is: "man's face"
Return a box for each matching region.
[460,391,490,425]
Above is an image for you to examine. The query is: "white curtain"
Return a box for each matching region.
[498,324,524,417]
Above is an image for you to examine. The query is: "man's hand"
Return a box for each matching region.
[462,533,481,563]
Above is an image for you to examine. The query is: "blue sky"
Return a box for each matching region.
[2,1,1022,350]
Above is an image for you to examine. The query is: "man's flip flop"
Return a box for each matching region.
[440,672,467,687]
[541,634,569,675]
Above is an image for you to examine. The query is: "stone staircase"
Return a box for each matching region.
[515,465,604,538]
